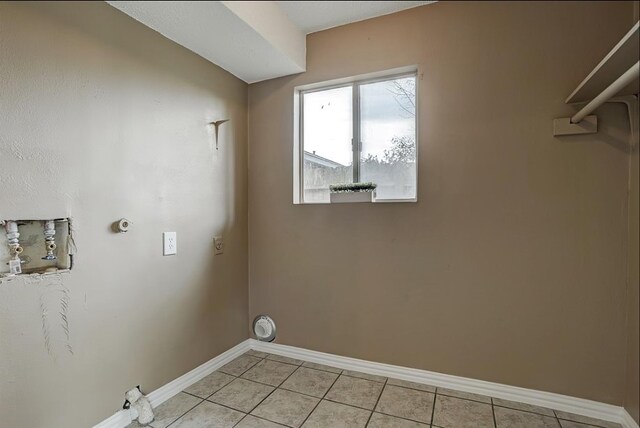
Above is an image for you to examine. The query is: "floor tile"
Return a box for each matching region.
[555,411,621,428]
[246,350,270,359]
[208,378,274,413]
[375,385,434,423]
[432,394,494,428]
[494,406,560,427]
[219,354,262,376]
[169,400,244,428]
[251,389,319,427]
[125,421,147,428]
[183,371,235,398]
[236,415,287,427]
[149,392,202,428]
[281,367,339,398]
[493,398,555,417]
[367,412,430,427]
[301,400,370,428]
[342,370,386,383]
[266,354,304,366]
[325,375,384,410]
[436,387,492,404]
[241,359,299,387]
[302,361,342,374]
[387,378,436,393]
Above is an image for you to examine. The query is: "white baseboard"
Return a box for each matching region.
[249,339,638,428]
[93,410,131,428]
[93,338,638,428]
[622,409,640,428]
[93,339,251,428]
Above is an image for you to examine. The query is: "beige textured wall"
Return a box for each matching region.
[248,1,634,405]
[0,2,248,427]
[625,104,639,423]
[625,3,639,422]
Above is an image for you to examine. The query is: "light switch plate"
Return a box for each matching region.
[163,232,177,256]
[214,236,224,255]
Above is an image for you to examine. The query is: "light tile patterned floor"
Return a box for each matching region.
[127,350,622,428]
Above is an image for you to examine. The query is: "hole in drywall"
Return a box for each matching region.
[1,218,74,278]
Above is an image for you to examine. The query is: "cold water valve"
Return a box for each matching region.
[42,220,57,261]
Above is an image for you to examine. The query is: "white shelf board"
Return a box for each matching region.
[566,21,639,104]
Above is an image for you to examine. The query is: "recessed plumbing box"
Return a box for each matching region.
[1,218,74,278]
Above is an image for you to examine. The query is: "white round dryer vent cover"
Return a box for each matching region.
[252,315,276,342]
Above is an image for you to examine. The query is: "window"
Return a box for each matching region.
[297,71,417,203]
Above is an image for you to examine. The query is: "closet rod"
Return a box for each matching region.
[571,61,639,124]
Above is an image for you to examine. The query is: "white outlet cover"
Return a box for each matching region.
[163,232,177,256]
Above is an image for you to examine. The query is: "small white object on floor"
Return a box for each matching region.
[125,387,154,425]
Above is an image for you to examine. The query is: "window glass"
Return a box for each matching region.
[302,86,353,203]
[299,73,417,203]
[360,77,416,200]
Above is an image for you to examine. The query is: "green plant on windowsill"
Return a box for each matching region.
[329,182,377,193]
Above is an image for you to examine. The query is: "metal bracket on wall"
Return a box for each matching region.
[209,119,229,150]
[553,21,639,137]
[553,115,598,136]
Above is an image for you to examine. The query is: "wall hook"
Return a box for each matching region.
[209,119,229,150]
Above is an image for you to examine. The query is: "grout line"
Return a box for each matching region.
[371,409,435,426]
[435,389,492,405]
[297,365,343,377]
[493,403,557,418]
[229,364,443,406]
[245,388,277,418]
[192,396,251,417]
[266,354,305,366]
[430,389,438,426]
[219,358,262,378]
[323,397,377,412]
[231,413,289,428]
[555,418,612,428]
[242,363,304,424]
[364,377,388,427]
[340,372,387,384]
[491,397,497,428]
[554,409,563,428]
[232,414,249,428]
[163,393,204,428]
[301,361,344,375]
[182,390,207,400]
[278,384,333,400]
[319,382,436,418]
[298,368,342,427]
[238,377,288,390]
[199,354,617,428]
[182,375,236,401]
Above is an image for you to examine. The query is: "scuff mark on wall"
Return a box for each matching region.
[30,273,74,359]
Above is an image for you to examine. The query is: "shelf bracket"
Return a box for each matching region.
[553,115,598,136]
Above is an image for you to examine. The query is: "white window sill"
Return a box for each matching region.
[295,199,417,205]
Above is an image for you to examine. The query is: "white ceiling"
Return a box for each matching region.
[106,1,435,83]
[278,1,434,34]
[107,1,306,84]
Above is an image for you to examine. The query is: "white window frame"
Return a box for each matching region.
[294,67,418,204]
